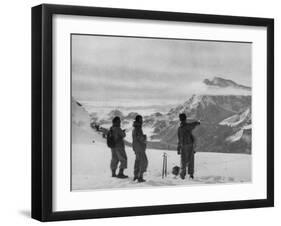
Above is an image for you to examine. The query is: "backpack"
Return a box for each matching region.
[172,166,180,176]
[106,128,115,148]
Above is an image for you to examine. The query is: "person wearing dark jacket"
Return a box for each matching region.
[177,113,200,180]
[132,115,148,183]
[110,116,128,179]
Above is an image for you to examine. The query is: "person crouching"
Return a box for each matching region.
[132,115,148,183]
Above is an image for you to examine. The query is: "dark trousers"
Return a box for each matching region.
[134,151,148,177]
[110,147,127,171]
[180,144,194,177]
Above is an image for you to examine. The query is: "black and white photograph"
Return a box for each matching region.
[30,3,274,222]
[71,34,252,191]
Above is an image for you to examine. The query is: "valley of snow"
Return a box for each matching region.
[71,98,251,191]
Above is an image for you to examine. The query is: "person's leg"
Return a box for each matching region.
[188,149,194,178]
[117,148,127,169]
[143,152,148,172]
[180,147,188,179]
[133,152,140,180]
[138,152,148,183]
[116,148,128,178]
[110,149,119,177]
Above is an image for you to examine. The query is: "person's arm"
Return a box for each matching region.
[177,127,181,147]
[177,127,182,154]
[120,128,126,138]
[187,121,200,130]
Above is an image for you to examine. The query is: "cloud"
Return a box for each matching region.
[72,35,252,102]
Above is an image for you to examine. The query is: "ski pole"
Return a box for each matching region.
[165,153,168,177]
[162,153,167,178]
[162,153,165,179]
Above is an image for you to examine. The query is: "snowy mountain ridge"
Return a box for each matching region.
[168,95,251,124]
[220,108,251,127]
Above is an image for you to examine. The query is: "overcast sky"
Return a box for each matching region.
[72,34,251,103]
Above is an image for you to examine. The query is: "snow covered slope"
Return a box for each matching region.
[72,140,251,190]
[219,108,252,152]
[220,108,251,127]
[72,97,102,144]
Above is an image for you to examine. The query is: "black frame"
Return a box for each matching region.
[32,4,274,222]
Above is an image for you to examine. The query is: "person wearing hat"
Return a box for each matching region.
[177,113,200,179]
[132,115,148,183]
[109,116,128,179]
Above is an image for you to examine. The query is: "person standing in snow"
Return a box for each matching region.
[109,116,128,179]
[177,113,200,180]
[132,115,148,183]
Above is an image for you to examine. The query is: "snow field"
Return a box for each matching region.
[72,132,251,190]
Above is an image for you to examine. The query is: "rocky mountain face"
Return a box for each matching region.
[144,78,252,154]
[168,95,251,123]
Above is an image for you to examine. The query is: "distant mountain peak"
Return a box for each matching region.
[203,77,251,91]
